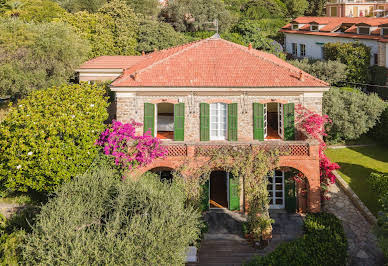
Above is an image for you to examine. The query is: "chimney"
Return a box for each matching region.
[248,43,252,50]
[142,51,145,56]
[299,71,304,81]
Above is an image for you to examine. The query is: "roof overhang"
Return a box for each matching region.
[76,68,124,73]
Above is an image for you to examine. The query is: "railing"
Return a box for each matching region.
[161,141,311,157]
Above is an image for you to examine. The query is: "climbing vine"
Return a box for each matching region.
[173,146,280,240]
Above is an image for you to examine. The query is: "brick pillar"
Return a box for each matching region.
[307,141,321,212]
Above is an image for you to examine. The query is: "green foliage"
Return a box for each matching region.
[54,0,107,13]
[289,58,347,86]
[247,213,347,266]
[284,0,308,18]
[160,0,233,33]
[305,0,326,16]
[60,11,116,58]
[21,162,201,265]
[369,172,388,200]
[241,0,286,19]
[0,83,109,193]
[323,87,386,141]
[323,42,371,83]
[1,0,66,22]
[98,0,139,55]
[136,19,188,53]
[126,0,160,18]
[0,18,89,99]
[368,65,388,86]
[0,230,25,265]
[371,105,388,146]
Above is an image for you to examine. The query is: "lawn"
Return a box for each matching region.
[326,146,388,215]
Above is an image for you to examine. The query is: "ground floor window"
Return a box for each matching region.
[149,167,174,182]
[267,170,285,209]
[292,43,297,56]
[300,44,306,57]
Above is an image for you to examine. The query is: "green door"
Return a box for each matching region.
[174,103,185,141]
[283,103,295,140]
[285,176,297,213]
[229,173,240,211]
[144,103,155,135]
[200,180,210,212]
[253,103,264,141]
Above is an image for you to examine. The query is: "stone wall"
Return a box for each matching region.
[116,94,323,142]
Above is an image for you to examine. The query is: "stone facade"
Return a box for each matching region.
[116,93,323,142]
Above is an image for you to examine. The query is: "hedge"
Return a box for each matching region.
[246,212,347,266]
[371,104,388,147]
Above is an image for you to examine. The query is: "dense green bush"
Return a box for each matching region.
[0,18,89,99]
[0,83,109,194]
[368,65,388,86]
[323,87,386,142]
[289,58,347,86]
[371,105,388,146]
[247,212,347,266]
[323,42,371,84]
[22,162,201,265]
[241,0,287,19]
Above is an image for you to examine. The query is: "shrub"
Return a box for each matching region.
[371,105,388,146]
[289,58,347,86]
[246,212,347,266]
[22,162,201,265]
[323,87,386,142]
[323,42,371,83]
[0,83,109,193]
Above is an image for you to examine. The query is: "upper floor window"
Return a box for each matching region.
[311,25,319,31]
[358,27,370,35]
[210,103,227,140]
[300,44,306,57]
[292,24,299,30]
[292,43,298,56]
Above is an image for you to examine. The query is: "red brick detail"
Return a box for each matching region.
[205,99,233,104]
[150,99,179,104]
[258,99,288,104]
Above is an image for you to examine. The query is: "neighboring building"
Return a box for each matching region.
[325,0,388,17]
[77,35,329,214]
[280,16,388,67]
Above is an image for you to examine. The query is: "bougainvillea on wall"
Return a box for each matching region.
[295,104,340,195]
[95,120,167,169]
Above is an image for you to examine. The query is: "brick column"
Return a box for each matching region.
[307,141,321,212]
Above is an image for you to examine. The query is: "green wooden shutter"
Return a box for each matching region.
[174,103,185,141]
[200,180,209,211]
[283,103,295,140]
[200,103,210,141]
[228,103,238,141]
[143,103,155,136]
[253,103,264,141]
[229,173,240,211]
[285,176,297,213]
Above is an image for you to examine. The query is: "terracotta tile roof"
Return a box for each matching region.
[110,37,328,88]
[79,56,146,69]
[299,24,311,31]
[344,25,357,33]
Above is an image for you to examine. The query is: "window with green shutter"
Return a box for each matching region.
[228,103,238,141]
[228,173,240,211]
[253,103,264,141]
[174,103,185,141]
[283,103,295,140]
[200,103,210,141]
[144,103,155,136]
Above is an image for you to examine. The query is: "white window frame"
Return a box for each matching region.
[278,103,284,139]
[292,43,298,56]
[300,44,306,57]
[210,103,227,141]
[310,25,319,31]
[268,170,285,209]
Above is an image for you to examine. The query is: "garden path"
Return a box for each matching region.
[324,183,384,266]
[0,203,22,219]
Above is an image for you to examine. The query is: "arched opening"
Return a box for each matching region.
[149,167,174,182]
[156,103,174,140]
[266,102,282,140]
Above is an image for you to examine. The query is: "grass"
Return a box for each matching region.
[326,146,388,215]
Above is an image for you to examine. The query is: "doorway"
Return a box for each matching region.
[266,102,282,140]
[156,103,174,140]
[210,171,228,208]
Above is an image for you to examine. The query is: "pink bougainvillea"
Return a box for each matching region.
[95,120,167,169]
[295,105,340,194]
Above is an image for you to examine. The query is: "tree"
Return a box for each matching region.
[305,0,326,16]
[371,105,388,146]
[241,0,287,19]
[0,83,109,193]
[323,87,386,142]
[0,18,89,99]
[126,0,160,18]
[60,11,117,58]
[1,0,66,22]
[284,0,308,18]
[54,0,107,13]
[21,164,201,265]
[98,0,139,55]
[159,0,233,32]
[136,19,188,53]
[323,42,371,83]
[289,58,347,86]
